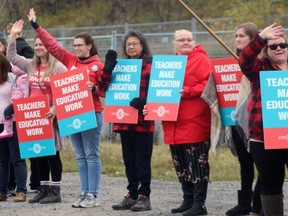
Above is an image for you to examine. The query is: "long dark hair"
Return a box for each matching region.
[30,36,58,81]
[0,38,7,56]
[0,53,12,84]
[75,32,98,56]
[122,30,151,58]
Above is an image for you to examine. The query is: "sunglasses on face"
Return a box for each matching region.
[267,43,288,50]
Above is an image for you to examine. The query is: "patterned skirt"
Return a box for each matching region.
[169,140,210,183]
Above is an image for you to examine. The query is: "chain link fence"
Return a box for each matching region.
[3,18,288,60]
[2,18,288,143]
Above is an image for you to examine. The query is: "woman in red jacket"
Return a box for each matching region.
[27,8,117,208]
[162,29,211,216]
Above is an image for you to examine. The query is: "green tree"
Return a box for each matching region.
[1,0,287,30]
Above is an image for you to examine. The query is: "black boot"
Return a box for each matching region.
[28,185,49,203]
[226,190,252,216]
[261,194,283,216]
[39,186,61,204]
[171,182,194,213]
[259,208,265,216]
[183,181,208,216]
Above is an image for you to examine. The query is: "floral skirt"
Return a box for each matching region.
[169,140,210,183]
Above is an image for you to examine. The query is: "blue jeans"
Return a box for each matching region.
[0,122,27,194]
[71,112,102,196]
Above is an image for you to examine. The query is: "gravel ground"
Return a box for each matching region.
[0,173,287,216]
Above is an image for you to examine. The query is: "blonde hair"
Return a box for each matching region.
[173,29,194,54]
[173,29,193,43]
[28,37,58,82]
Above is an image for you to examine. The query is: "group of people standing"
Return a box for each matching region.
[0,7,287,216]
[0,7,117,208]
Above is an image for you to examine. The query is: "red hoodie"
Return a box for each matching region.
[36,27,105,112]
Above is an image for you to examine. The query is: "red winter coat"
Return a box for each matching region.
[162,45,211,145]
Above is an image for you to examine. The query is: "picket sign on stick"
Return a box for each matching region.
[176,0,239,60]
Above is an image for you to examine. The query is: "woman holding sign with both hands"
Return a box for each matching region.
[6,20,67,204]
[111,30,154,212]
[239,23,288,216]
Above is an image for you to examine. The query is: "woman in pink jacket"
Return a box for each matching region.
[163,29,211,216]
[0,68,28,138]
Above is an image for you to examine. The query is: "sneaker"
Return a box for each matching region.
[131,195,152,212]
[7,189,16,197]
[14,192,26,202]
[0,193,7,201]
[72,193,86,208]
[79,193,99,208]
[112,194,137,210]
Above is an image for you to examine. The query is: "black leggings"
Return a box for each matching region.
[250,141,287,195]
[37,151,62,182]
[120,131,153,199]
[232,126,254,191]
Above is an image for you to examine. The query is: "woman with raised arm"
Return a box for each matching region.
[27,8,117,208]
[6,20,67,204]
[239,23,288,216]
[226,22,263,216]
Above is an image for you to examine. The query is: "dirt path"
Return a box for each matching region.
[0,173,287,216]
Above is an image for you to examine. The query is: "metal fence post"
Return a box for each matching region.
[191,18,197,41]
[124,22,129,34]
[107,30,118,144]
[60,26,66,47]
[111,30,117,50]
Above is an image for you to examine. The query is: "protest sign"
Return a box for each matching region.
[50,67,96,136]
[13,95,55,158]
[211,58,243,125]
[260,70,288,149]
[104,59,142,123]
[145,55,187,121]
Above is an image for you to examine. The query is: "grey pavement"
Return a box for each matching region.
[0,173,287,216]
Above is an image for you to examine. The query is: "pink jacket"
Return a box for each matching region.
[11,64,28,101]
[162,45,211,145]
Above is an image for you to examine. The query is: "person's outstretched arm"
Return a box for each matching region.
[28,8,74,67]
[7,20,31,73]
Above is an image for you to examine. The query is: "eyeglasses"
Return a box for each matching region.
[126,42,141,47]
[72,44,85,48]
[175,38,193,43]
[268,43,288,50]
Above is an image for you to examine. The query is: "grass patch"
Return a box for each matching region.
[60,140,242,181]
